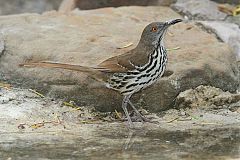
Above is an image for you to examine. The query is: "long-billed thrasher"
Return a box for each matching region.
[20,19,182,128]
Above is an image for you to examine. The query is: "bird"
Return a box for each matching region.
[20,19,182,128]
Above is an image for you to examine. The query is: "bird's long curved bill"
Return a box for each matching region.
[167,19,182,25]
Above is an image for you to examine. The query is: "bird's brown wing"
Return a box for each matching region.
[98,48,150,73]
[98,48,174,77]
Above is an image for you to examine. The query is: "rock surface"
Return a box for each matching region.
[0,0,61,15]
[211,0,239,4]
[199,21,240,61]
[227,14,240,27]
[171,0,227,20]
[0,87,239,159]
[176,85,240,110]
[0,6,239,112]
[0,35,4,57]
[59,0,176,13]
[74,0,176,10]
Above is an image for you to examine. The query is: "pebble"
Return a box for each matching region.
[0,97,10,104]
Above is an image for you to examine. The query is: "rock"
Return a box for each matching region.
[0,0,61,15]
[198,21,240,61]
[0,7,239,112]
[0,35,4,57]
[59,0,176,13]
[75,0,176,10]
[229,36,240,61]
[171,0,227,20]
[211,0,239,4]
[175,85,240,109]
[226,15,240,27]
[0,97,10,104]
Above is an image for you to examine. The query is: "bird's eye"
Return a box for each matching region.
[151,26,157,32]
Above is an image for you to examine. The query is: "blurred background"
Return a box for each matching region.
[0,0,239,15]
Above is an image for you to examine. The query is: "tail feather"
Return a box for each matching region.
[19,61,108,82]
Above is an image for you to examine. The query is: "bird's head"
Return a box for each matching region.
[139,19,182,48]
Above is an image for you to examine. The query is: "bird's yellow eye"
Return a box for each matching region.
[151,26,157,32]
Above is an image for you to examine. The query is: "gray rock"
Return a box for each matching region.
[229,36,240,61]
[0,0,176,15]
[199,21,240,60]
[0,0,61,15]
[59,0,177,12]
[0,35,4,57]
[0,7,239,112]
[75,0,176,10]
[211,0,239,4]
[172,0,227,20]
[175,85,240,109]
[0,97,10,104]
[226,15,240,27]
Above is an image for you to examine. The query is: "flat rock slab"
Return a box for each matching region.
[0,6,239,112]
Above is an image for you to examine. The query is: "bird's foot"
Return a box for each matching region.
[131,111,159,124]
[131,111,148,122]
[121,111,149,122]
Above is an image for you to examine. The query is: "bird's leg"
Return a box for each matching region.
[122,96,134,128]
[126,95,149,122]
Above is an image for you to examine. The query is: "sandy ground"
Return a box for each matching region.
[0,86,239,160]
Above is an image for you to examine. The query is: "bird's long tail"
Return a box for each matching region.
[19,61,108,82]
